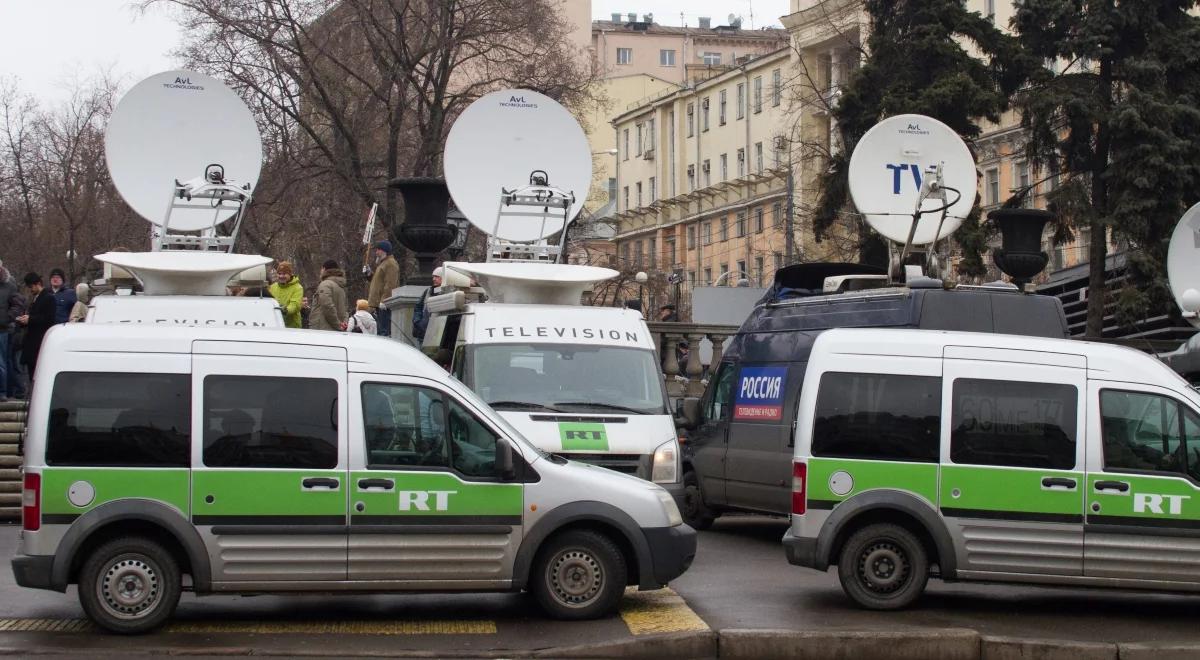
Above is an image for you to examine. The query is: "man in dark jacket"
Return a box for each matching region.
[16,273,56,380]
[0,263,20,402]
[48,268,76,325]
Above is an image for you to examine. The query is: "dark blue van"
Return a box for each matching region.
[678,263,1069,529]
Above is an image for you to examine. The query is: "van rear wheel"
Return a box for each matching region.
[836,523,928,610]
[682,471,716,530]
[531,529,627,620]
[78,536,181,634]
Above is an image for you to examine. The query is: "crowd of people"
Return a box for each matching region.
[0,262,79,401]
[263,240,400,335]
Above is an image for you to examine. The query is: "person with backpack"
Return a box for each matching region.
[346,299,377,335]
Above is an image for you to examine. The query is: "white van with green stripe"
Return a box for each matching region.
[786,328,1200,609]
[12,324,695,633]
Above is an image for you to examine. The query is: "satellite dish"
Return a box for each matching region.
[444,261,616,305]
[444,89,591,243]
[1167,202,1200,329]
[106,70,262,232]
[848,114,975,245]
[95,251,271,296]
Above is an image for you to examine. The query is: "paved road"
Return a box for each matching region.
[673,515,1200,644]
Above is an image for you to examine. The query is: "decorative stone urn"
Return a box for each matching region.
[389,177,458,285]
[990,208,1053,288]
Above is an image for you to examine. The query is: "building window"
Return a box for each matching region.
[720,154,728,181]
[607,177,617,203]
[702,97,710,131]
[719,90,727,125]
[755,256,764,286]
[623,129,630,161]
[649,176,656,202]
[635,240,644,267]
[735,212,746,237]
[635,123,643,156]
[648,237,657,269]
[754,207,764,233]
[772,68,782,106]
[736,83,745,119]
[720,217,729,242]
[688,271,696,287]
[703,159,711,186]
[719,263,729,284]
[621,242,630,264]
[687,103,695,137]
[985,168,999,205]
[1015,160,1031,204]
[660,49,676,66]
[702,222,712,246]
[704,267,713,285]
[647,118,656,151]
[773,201,783,227]
[617,47,633,65]
[623,185,629,211]
[737,148,745,177]
[636,181,643,207]
[703,52,721,66]
[753,76,763,113]
[736,260,746,281]
[687,165,696,191]
[665,238,676,265]
[687,225,696,250]
[755,142,764,173]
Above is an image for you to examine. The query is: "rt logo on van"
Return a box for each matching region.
[398,490,456,512]
[734,366,787,421]
[560,423,608,451]
[1133,492,1190,516]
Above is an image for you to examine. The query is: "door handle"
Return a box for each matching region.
[302,477,340,490]
[357,478,395,491]
[1094,480,1130,493]
[1041,477,1077,489]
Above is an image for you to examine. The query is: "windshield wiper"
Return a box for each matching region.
[488,400,563,412]
[553,402,652,415]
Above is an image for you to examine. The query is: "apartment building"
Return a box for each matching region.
[609,48,800,296]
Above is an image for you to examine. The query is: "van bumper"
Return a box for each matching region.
[12,555,56,591]
[783,529,823,570]
[641,524,697,586]
[660,479,687,510]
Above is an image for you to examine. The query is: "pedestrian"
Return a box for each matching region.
[68,283,91,323]
[411,270,443,343]
[0,262,20,402]
[268,261,304,329]
[47,268,76,325]
[15,273,56,381]
[367,240,399,337]
[347,299,377,335]
[659,304,679,322]
[310,260,348,331]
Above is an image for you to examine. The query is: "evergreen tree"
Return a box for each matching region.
[813,0,1024,270]
[1015,0,1200,336]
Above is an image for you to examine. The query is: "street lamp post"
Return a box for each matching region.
[635,271,648,311]
[445,207,471,261]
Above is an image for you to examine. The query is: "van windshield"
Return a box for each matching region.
[471,343,667,415]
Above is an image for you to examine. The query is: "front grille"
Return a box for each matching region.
[554,453,647,477]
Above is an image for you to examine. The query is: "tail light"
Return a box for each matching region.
[22,473,40,532]
[791,461,807,515]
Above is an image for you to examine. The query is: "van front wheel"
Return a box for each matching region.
[682,471,715,530]
[836,523,928,610]
[78,536,181,634]
[531,529,627,620]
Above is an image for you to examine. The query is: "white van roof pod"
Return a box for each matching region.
[95,251,272,296]
[443,261,617,306]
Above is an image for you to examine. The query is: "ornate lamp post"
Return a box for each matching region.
[389,177,456,285]
[445,207,471,261]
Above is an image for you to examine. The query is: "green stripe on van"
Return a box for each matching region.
[40,468,190,518]
[807,458,938,505]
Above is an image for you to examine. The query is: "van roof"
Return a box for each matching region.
[814,327,1199,396]
[37,323,448,380]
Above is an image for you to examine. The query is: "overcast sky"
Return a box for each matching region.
[1,1,792,104]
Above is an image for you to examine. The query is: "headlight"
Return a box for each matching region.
[655,489,683,527]
[651,438,678,484]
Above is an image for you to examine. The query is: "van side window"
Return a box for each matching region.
[362,383,451,470]
[46,372,190,467]
[1101,390,1193,478]
[707,365,736,421]
[950,379,1077,469]
[203,375,338,469]
[812,372,940,462]
[448,398,499,478]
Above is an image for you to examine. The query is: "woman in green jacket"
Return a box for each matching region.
[269,261,304,328]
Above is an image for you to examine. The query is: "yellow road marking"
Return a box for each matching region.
[0,618,495,635]
[619,587,709,636]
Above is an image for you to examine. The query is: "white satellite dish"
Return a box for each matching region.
[95,251,271,296]
[1167,202,1200,329]
[848,114,975,245]
[444,89,592,243]
[106,70,262,233]
[444,261,616,305]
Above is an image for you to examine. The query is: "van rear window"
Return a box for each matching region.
[812,373,941,462]
[46,372,190,467]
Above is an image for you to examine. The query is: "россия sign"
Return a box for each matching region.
[733,366,787,421]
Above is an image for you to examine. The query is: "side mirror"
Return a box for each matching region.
[498,438,516,481]
[679,398,702,430]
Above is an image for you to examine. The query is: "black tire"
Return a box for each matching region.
[78,536,181,634]
[681,470,716,531]
[531,529,627,620]
[836,523,928,610]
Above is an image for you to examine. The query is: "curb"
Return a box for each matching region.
[980,635,1116,660]
[719,628,979,660]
